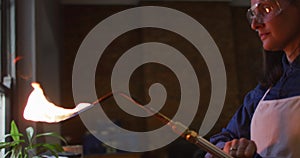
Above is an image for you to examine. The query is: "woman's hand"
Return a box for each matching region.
[223,138,257,158]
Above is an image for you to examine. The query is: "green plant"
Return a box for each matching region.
[0,120,67,158]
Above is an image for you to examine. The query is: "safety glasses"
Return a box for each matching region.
[247,0,283,24]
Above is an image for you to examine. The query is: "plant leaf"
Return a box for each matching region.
[0,141,14,149]
[26,127,34,140]
[4,133,23,139]
[10,120,20,141]
[41,143,63,158]
[4,150,12,157]
[10,144,23,158]
[35,132,67,144]
[30,143,63,158]
[1,134,17,141]
[26,127,34,146]
[0,139,25,149]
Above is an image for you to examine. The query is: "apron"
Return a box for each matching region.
[251,89,300,158]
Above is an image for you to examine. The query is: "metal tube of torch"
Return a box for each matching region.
[71,92,233,158]
[117,92,233,158]
[66,92,114,120]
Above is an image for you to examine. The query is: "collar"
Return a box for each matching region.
[282,54,300,70]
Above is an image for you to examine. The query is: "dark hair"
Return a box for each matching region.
[259,50,284,88]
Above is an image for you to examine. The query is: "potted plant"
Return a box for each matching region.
[0,120,67,158]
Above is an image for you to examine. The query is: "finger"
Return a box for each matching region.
[244,140,257,157]
[223,141,232,153]
[229,139,239,156]
[231,139,239,149]
[236,138,248,157]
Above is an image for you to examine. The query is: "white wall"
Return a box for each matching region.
[0,93,5,157]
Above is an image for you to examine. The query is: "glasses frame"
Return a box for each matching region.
[247,0,283,24]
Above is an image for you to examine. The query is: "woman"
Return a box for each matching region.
[205,0,300,157]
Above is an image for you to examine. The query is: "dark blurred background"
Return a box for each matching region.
[5,0,263,158]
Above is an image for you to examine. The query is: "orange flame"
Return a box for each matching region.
[23,82,92,123]
[14,56,23,64]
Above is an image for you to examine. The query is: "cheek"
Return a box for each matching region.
[265,11,300,50]
[278,21,300,47]
[276,7,300,46]
[262,25,286,50]
[271,26,288,46]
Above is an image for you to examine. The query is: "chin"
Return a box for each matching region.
[262,42,281,52]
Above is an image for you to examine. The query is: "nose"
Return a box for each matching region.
[251,18,263,31]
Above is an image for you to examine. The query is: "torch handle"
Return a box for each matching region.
[184,130,233,158]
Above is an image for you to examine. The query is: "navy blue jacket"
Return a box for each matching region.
[208,54,300,158]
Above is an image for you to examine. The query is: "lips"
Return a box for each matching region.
[259,32,270,40]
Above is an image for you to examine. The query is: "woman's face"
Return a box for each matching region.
[250,0,300,51]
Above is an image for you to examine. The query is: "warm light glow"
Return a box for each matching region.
[13,56,23,64]
[186,134,191,140]
[23,82,92,123]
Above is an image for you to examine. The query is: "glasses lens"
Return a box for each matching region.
[246,9,255,24]
[247,7,264,24]
[246,0,282,24]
